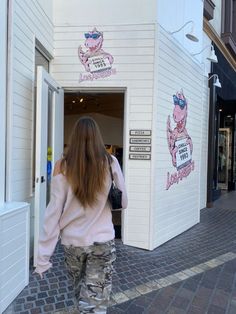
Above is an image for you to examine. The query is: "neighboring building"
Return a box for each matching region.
[1,0,235,311]
[203,0,236,205]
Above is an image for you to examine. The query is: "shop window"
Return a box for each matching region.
[221,0,236,57]
[204,0,215,21]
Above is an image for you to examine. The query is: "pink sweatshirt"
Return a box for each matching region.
[35,155,128,275]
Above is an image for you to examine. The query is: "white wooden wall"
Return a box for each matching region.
[0,0,7,206]
[152,26,206,248]
[0,202,30,313]
[7,0,53,202]
[6,0,54,252]
[52,23,156,249]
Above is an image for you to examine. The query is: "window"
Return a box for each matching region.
[204,0,215,21]
[221,0,236,57]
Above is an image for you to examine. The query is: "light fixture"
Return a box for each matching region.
[169,20,199,42]
[208,74,222,88]
[219,109,222,112]
[72,100,76,103]
[80,98,84,103]
[191,45,218,63]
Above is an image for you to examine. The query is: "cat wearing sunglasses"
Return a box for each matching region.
[78,28,114,72]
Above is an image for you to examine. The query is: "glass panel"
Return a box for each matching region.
[218,128,229,189]
[46,89,53,204]
[32,48,50,192]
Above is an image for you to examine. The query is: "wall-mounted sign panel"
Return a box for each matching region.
[130,130,151,136]
[129,154,151,160]
[130,146,151,152]
[130,138,151,144]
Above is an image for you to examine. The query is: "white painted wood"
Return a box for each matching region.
[0,0,7,205]
[6,0,54,204]
[53,0,157,25]
[0,202,30,313]
[157,0,203,59]
[52,20,156,249]
[151,25,204,248]
[34,66,63,266]
[52,88,64,164]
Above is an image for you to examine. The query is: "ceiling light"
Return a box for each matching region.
[80,98,84,103]
[72,100,75,103]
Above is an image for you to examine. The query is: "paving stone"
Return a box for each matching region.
[43,304,54,312]
[207,304,226,314]
[4,201,236,314]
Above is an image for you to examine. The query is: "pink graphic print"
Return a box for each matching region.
[166,90,194,189]
[78,28,114,73]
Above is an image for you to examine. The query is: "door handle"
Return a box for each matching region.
[41,176,46,183]
[35,176,46,183]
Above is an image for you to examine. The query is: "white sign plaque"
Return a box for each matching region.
[130,146,151,152]
[130,138,151,144]
[175,137,192,170]
[88,56,111,73]
[130,130,151,136]
[129,154,151,160]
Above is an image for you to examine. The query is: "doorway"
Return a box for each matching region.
[64,91,125,238]
[216,97,236,193]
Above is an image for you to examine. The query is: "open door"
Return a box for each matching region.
[34,66,64,266]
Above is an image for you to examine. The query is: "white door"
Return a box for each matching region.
[34,66,64,266]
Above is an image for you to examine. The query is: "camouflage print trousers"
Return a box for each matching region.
[63,240,116,314]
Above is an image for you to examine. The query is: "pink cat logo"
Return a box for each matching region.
[78,28,114,73]
[167,91,193,169]
[166,90,194,189]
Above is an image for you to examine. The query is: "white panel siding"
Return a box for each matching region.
[52,23,155,249]
[0,203,30,313]
[7,0,54,202]
[152,26,204,248]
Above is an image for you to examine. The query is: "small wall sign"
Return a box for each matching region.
[129,154,151,160]
[130,138,151,145]
[130,130,151,136]
[129,129,152,160]
[130,146,151,152]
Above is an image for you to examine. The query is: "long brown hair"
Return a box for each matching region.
[61,116,111,207]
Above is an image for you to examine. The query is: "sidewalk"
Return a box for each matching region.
[3,192,236,314]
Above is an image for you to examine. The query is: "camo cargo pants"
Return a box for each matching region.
[63,240,116,314]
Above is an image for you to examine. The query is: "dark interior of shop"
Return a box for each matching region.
[64,92,124,238]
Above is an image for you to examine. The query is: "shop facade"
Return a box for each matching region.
[0,0,214,311]
[203,0,236,206]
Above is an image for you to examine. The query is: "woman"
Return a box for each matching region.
[34,117,128,313]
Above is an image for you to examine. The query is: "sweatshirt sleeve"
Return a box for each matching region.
[34,175,67,275]
[111,155,128,209]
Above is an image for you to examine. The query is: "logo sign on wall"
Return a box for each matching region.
[78,28,116,83]
[166,90,194,190]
